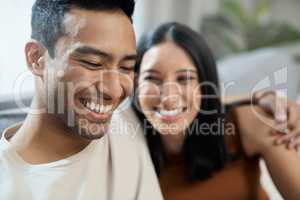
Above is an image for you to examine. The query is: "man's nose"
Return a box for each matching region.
[96,70,124,103]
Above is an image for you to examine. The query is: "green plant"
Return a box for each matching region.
[201,0,300,59]
[296,54,300,64]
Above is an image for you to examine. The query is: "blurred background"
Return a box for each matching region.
[0,0,300,100]
[134,0,300,101]
[0,0,300,199]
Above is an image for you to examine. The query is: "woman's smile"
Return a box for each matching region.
[154,107,188,123]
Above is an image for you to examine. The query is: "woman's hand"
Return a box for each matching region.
[254,91,300,150]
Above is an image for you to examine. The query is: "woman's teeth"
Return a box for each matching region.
[83,100,113,114]
[157,108,182,116]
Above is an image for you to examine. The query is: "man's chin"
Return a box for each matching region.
[75,118,110,140]
[79,131,106,140]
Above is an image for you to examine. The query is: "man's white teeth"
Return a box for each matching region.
[84,101,113,114]
[159,108,182,116]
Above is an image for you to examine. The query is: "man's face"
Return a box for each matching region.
[43,9,136,139]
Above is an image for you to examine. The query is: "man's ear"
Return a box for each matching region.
[25,41,46,78]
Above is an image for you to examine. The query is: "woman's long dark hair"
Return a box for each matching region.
[132,22,229,181]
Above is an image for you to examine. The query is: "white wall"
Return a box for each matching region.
[0,0,35,100]
[271,0,300,28]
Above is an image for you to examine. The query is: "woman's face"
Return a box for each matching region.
[137,41,202,136]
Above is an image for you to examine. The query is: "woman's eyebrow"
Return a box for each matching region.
[176,69,197,74]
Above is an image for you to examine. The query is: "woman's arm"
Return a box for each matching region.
[233,106,300,200]
[261,141,300,200]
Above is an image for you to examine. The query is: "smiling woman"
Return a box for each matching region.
[132,22,300,200]
[133,22,227,181]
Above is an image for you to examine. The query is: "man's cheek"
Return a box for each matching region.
[120,74,135,96]
[43,75,60,114]
[58,66,85,82]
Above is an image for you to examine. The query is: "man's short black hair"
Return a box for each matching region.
[31,0,135,58]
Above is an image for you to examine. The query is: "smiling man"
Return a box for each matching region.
[0,0,162,199]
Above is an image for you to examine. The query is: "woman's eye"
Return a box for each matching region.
[177,76,195,84]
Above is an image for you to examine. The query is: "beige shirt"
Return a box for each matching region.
[0,109,163,200]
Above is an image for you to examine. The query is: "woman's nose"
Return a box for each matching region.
[161,82,182,109]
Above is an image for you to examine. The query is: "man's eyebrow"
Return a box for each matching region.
[72,46,137,62]
[141,69,160,74]
[72,46,112,59]
[122,54,138,62]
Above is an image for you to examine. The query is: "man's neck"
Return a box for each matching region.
[10,109,91,165]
